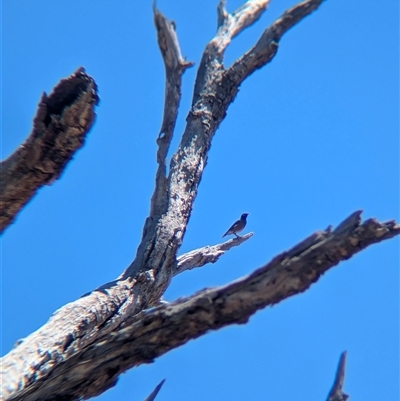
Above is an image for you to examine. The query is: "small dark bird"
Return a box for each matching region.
[222,213,249,238]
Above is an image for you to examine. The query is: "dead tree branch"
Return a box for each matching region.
[174,232,253,275]
[0,68,98,234]
[228,0,324,83]
[326,352,349,401]
[216,0,269,38]
[150,9,194,219]
[1,1,395,401]
[2,212,398,400]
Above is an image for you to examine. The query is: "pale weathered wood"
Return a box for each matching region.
[2,213,398,400]
[2,1,395,401]
[150,8,194,219]
[174,232,253,275]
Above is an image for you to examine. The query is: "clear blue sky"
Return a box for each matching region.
[2,1,399,400]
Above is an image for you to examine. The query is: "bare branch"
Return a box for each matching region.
[175,232,253,275]
[143,379,165,401]
[150,8,194,219]
[217,0,230,29]
[216,0,269,39]
[326,352,349,401]
[5,2,386,401]
[3,212,398,401]
[124,0,326,304]
[0,68,98,234]
[194,0,269,103]
[123,0,279,294]
[228,0,324,83]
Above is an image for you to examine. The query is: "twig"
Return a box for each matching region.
[175,232,253,275]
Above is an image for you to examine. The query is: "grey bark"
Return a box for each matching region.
[3,212,398,400]
[1,1,398,400]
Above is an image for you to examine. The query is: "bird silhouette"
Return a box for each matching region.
[222,213,249,238]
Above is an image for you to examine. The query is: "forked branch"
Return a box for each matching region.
[3,212,397,400]
[1,1,395,401]
[150,9,194,219]
[228,0,324,83]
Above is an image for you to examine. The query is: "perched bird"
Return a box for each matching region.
[222,213,249,238]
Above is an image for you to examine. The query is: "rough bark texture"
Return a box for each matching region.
[150,8,194,219]
[0,68,98,234]
[1,1,397,401]
[2,212,399,401]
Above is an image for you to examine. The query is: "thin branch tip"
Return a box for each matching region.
[174,232,253,275]
[228,0,324,85]
[327,351,349,401]
[143,379,166,401]
[217,0,229,28]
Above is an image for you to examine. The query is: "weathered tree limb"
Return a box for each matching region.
[216,0,269,38]
[150,9,193,219]
[124,0,324,292]
[3,212,397,401]
[193,0,270,104]
[6,1,389,400]
[0,232,252,401]
[326,352,349,401]
[174,232,253,275]
[0,68,98,234]
[1,11,196,399]
[228,0,323,83]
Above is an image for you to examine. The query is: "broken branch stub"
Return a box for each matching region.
[0,67,99,234]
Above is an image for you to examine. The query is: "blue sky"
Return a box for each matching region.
[1,1,399,400]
